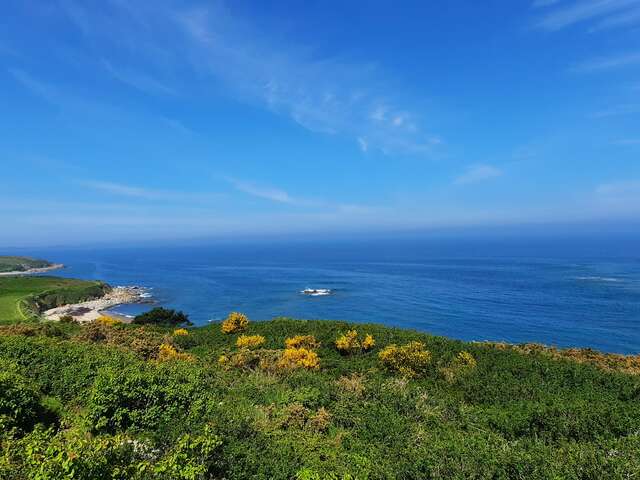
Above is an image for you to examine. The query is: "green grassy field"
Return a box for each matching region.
[0,256,52,273]
[1,316,639,479]
[0,276,108,323]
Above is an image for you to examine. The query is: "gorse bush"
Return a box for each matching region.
[221,312,249,334]
[335,330,375,355]
[172,328,189,336]
[278,347,320,370]
[96,315,121,327]
[285,335,320,350]
[440,350,478,383]
[157,343,194,362]
[378,341,432,377]
[236,334,265,349]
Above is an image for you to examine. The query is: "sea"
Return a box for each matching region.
[17,234,640,354]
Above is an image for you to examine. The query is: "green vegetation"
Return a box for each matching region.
[0,276,110,324]
[1,316,639,479]
[133,307,191,326]
[0,256,53,273]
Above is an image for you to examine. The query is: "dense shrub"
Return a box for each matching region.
[0,360,46,434]
[0,425,223,480]
[285,335,320,350]
[278,348,320,370]
[335,330,374,355]
[133,308,191,327]
[221,312,249,334]
[87,362,216,434]
[157,343,194,362]
[378,341,432,377]
[172,328,189,336]
[236,335,265,349]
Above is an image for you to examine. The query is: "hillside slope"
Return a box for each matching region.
[1,317,639,479]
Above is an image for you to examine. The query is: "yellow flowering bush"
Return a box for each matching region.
[285,335,320,350]
[236,334,266,349]
[173,328,189,336]
[221,312,249,334]
[455,351,477,368]
[278,347,320,370]
[378,341,432,377]
[157,343,194,362]
[335,330,375,354]
[362,334,375,351]
[440,351,477,382]
[96,316,121,327]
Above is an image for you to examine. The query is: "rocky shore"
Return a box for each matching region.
[43,286,151,323]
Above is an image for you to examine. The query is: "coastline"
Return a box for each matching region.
[0,263,65,277]
[43,286,151,323]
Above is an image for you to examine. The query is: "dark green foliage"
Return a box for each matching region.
[0,318,639,479]
[0,360,46,434]
[133,307,191,326]
[87,362,218,435]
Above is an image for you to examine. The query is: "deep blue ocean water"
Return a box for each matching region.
[19,235,640,354]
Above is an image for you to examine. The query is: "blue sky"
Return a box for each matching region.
[1,0,639,246]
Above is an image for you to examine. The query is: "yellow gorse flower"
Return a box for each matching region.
[157,343,194,362]
[278,347,320,370]
[173,328,189,336]
[285,335,320,350]
[378,341,431,377]
[96,316,121,327]
[236,335,266,349]
[335,330,375,354]
[221,312,249,334]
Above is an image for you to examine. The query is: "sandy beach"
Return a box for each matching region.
[0,263,65,276]
[43,286,150,323]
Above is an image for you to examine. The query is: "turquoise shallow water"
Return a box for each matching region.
[21,236,640,354]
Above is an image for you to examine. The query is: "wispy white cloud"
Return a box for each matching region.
[572,52,640,72]
[227,178,296,204]
[7,67,59,104]
[357,137,369,152]
[168,5,440,155]
[80,180,222,202]
[454,165,503,185]
[102,60,175,96]
[533,0,640,31]
[589,6,640,30]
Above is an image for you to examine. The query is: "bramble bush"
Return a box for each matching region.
[221,312,249,334]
